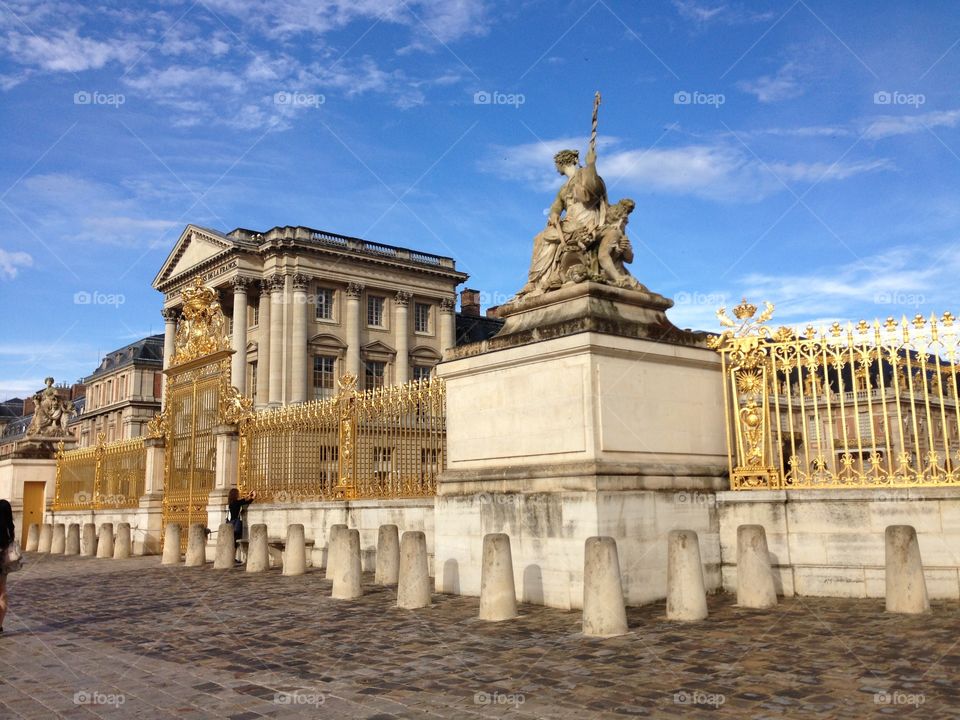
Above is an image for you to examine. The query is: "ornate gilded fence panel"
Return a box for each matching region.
[240,375,445,502]
[54,434,145,510]
[712,300,960,490]
[150,277,251,552]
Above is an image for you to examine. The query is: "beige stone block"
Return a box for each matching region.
[823,532,884,566]
[786,501,871,535]
[793,566,866,598]
[868,501,942,533]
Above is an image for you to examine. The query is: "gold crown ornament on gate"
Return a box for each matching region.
[171,277,231,365]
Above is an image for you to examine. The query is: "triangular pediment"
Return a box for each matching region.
[362,340,396,356]
[153,225,236,290]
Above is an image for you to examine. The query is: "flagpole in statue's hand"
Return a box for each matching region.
[587,91,601,164]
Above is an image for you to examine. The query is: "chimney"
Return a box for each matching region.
[460,288,481,317]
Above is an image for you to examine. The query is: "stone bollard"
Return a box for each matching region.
[38,523,53,553]
[184,523,207,567]
[582,536,628,637]
[324,523,348,580]
[885,525,930,614]
[479,533,518,622]
[376,524,400,585]
[282,524,307,577]
[65,523,81,555]
[666,530,708,622]
[213,523,236,569]
[397,531,431,609]
[96,523,115,559]
[736,525,778,609]
[51,523,66,554]
[81,523,97,557]
[25,523,40,552]
[114,523,132,559]
[246,524,269,573]
[161,523,181,565]
[332,529,363,600]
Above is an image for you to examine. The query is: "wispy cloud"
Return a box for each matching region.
[483,136,890,202]
[0,248,32,279]
[738,62,805,103]
[863,109,960,140]
[672,0,776,25]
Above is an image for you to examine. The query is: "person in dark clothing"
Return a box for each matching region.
[226,488,255,561]
[0,499,15,632]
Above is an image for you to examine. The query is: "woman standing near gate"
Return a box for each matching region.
[226,488,255,561]
[0,499,16,632]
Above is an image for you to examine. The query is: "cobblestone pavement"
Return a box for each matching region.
[0,553,957,719]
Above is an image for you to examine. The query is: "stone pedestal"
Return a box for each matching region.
[435,283,726,609]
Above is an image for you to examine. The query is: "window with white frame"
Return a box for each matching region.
[364,360,386,390]
[313,355,336,399]
[316,288,334,321]
[413,365,432,381]
[414,302,431,333]
[367,295,385,327]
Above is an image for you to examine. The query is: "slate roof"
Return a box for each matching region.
[85,335,164,381]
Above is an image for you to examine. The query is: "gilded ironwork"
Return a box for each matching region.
[713,300,960,490]
[239,375,445,503]
[171,277,230,366]
[53,434,145,510]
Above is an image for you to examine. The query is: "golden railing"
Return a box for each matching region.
[712,300,960,490]
[53,434,146,510]
[239,374,445,501]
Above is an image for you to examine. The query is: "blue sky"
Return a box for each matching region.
[1,0,959,400]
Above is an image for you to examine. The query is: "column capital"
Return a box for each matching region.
[395,290,411,307]
[267,274,286,294]
[439,297,456,313]
[233,276,252,293]
[292,273,310,292]
[346,282,365,299]
[161,307,178,322]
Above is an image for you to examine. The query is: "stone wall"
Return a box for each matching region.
[717,488,960,600]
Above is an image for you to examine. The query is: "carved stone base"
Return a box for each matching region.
[12,435,77,459]
[448,282,705,360]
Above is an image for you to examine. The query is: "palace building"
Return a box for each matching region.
[153,224,478,408]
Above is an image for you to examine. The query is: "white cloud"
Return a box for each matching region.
[5,29,142,72]
[672,0,775,25]
[738,62,804,103]
[863,109,960,140]
[483,137,889,202]
[0,248,32,279]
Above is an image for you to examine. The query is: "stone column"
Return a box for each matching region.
[140,437,166,555]
[439,296,456,355]
[256,279,271,408]
[231,276,249,396]
[268,274,285,407]
[161,306,178,408]
[345,282,364,378]
[291,274,310,403]
[394,291,410,386]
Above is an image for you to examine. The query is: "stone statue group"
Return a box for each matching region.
[517,92,646,300]
[26,377,75,437]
